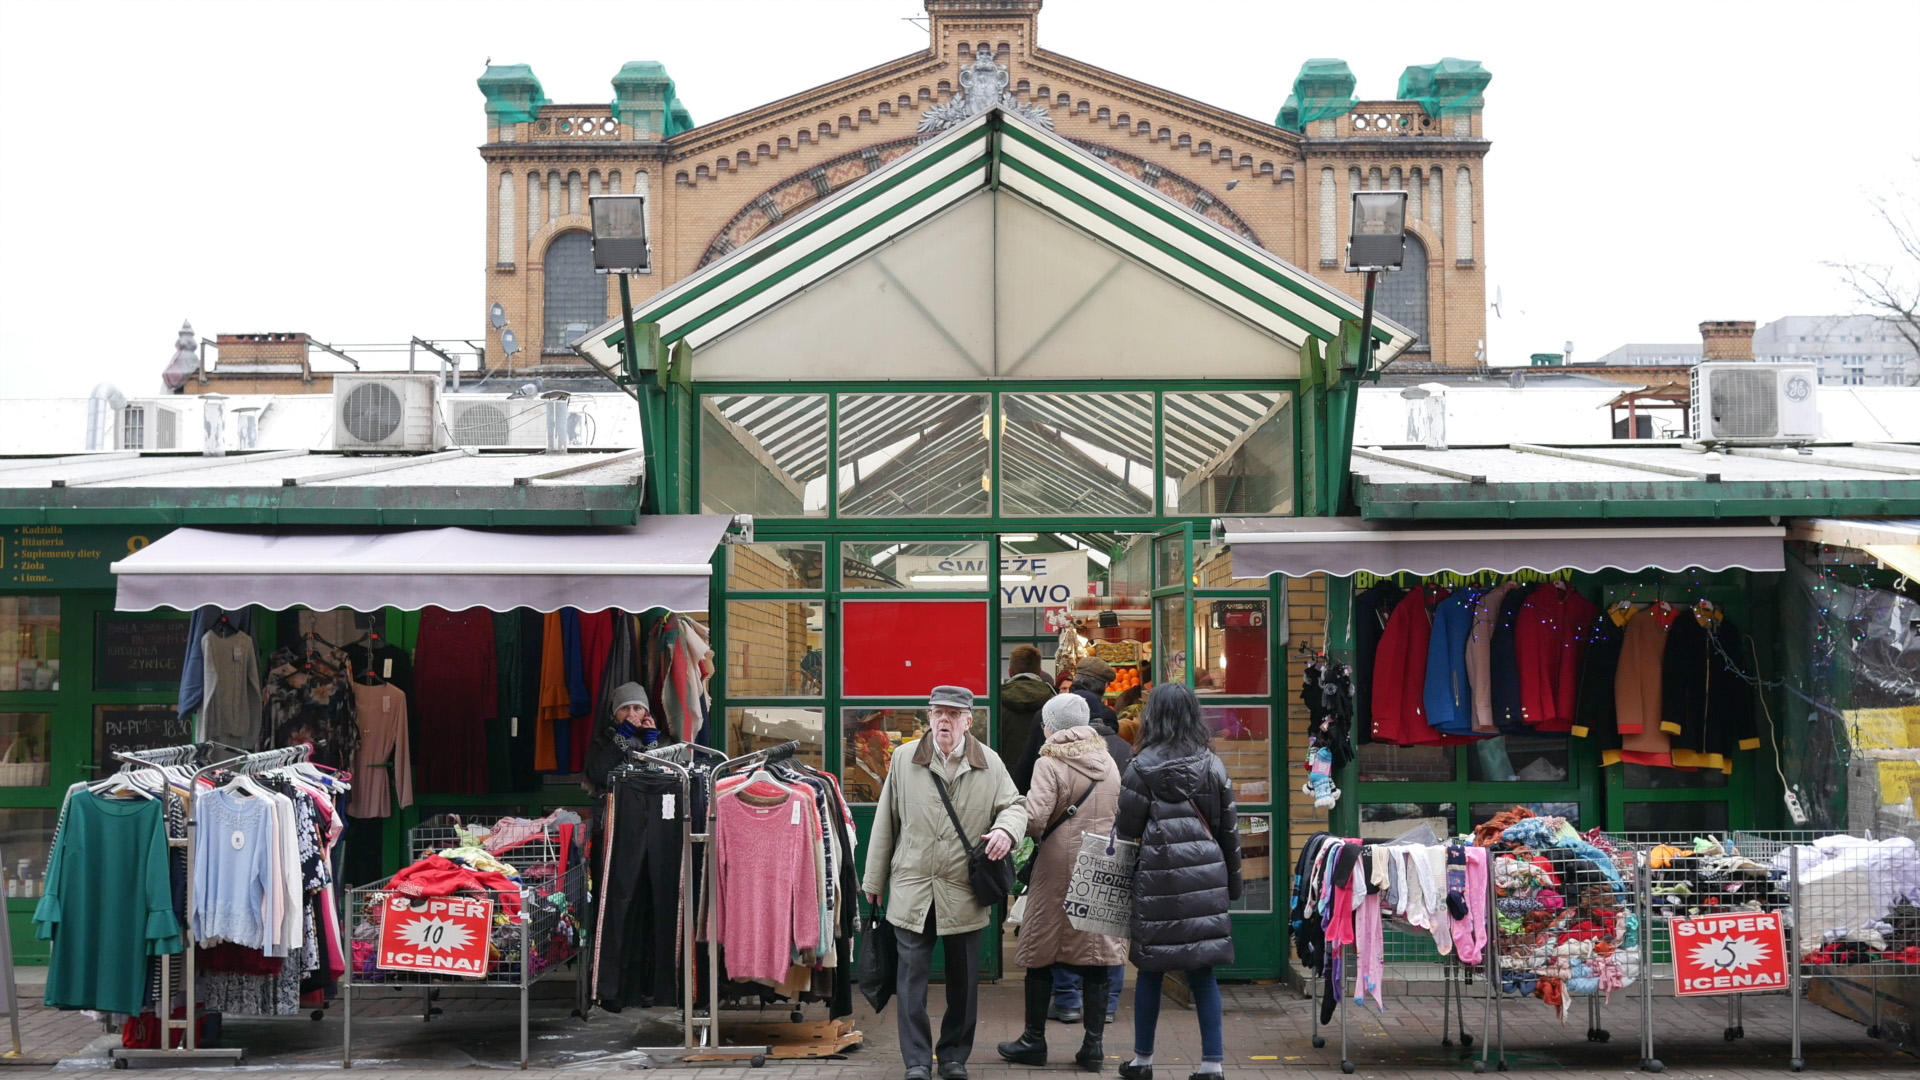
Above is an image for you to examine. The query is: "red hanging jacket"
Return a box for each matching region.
[1514,583,1601,733]
[1370,587,1457,746]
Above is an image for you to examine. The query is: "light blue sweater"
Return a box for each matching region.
[191,788,276,951]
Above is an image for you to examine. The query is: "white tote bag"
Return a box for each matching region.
[1065,831,1139,939]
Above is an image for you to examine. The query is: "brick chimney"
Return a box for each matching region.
[214,333,310,372]
[1699,320,1755,362]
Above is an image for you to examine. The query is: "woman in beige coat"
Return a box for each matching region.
[998,694,1126,1072]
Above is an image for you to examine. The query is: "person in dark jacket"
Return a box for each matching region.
[1020,658,1132,1023]
[1115,684,1241,1080]
[583,683,675,796]
[1002,645,1057,794]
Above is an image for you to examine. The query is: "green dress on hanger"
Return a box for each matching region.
[35,792,183,1015]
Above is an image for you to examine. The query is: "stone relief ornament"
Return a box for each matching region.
[918,51,1053,138]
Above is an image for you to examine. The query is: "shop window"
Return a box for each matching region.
[0,713,51,787]
[1623,764,1728,790]
[1357,743,1457,783]
[95,704,193,771]
[0,809,57,899]
[1377,232,1429,350]
[541,231,602,352]
[1194,598,1270,697]
[726,707,825,771]
[836,393,988,517]
[842,600,988,698]
[1152,593,1188,686]
[93,612,189,692]
[726,542,825,591]
[1465,734,1571,783]
[723,601,824,697]
[841,541,996,592]
[841,706,987,804]
[0,596,59,693]
[999,392,1154,517]
[1231,813,1273,912]
[1359,801,1455,843]
[1205,706,1270,804]
[701,395,829,518]
[1624,800,1728,834]
[1470,801,1582,828]
[1160,392,1293,516]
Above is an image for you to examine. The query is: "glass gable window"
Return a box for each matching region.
[1162,392,1294,516]
[701,395,829,517]
[836,394,989,517]
[693,387,1297,522]
[1000,392,1154,517]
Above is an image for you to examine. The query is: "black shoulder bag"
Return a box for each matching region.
[930,772,1017,907]
[1017,782,1096,890]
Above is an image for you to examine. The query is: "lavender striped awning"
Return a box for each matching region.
[1219,517,1786,580]
[111,516,732,613]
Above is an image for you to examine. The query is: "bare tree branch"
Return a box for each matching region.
[1825,157,1920,386]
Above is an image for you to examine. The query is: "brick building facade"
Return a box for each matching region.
[477,0,1489,375]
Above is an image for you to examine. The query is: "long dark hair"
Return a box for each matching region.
[1135,683,1212,758]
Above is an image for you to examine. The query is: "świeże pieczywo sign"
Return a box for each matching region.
[1668,911,1789,996]
[377,895,492,977]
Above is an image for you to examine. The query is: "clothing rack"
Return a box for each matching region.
[694,741,810,1063]
[604,742,726,1062]
[111,742,324,1069]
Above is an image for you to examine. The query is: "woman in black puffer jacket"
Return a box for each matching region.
[1114,684,1241,1080]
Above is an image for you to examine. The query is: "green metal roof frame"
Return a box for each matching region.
[579,108,1413,372]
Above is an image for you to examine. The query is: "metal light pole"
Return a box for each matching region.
[589,193,657,506]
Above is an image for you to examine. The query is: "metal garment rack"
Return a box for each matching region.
[694,740,814,1064]
[606,740,731,1063]
[1323,846,1499,1075]
[110,743,320,1069]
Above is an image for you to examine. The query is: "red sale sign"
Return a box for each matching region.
[377,894,493,978]
[1668,911,1789,996]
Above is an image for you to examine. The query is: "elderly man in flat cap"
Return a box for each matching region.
[864,685,1027,1080]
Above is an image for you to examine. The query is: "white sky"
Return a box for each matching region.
[2,0,1915,396]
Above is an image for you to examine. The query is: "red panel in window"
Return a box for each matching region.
[842,600,988,698]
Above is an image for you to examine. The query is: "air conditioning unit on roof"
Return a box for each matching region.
[331,374,442,451]
[444,395,546,447]
[1689,362,1820,443]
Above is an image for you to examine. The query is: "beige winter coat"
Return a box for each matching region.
[862,733,1028,936]
[1015,725,1127,969]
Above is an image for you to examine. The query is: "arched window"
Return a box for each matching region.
[542,232,601,353]
[496,173,515,264]
[1377,232,1429,351]
[1318,168,1337,264]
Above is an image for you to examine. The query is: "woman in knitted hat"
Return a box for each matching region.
[584,682,671,795]
[998,693,1126,1073]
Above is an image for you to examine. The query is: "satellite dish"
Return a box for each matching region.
[501,329,520,356]
[489,302,507,330]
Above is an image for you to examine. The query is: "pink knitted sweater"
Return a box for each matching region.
[713,786,822,983]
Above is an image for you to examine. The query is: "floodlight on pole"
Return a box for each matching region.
[1346,190,1408,272]
[589,193,650,274]
[1345,190,1409,381]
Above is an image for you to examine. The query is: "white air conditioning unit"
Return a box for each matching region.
[444,395,546,447]
[332,374,442,451]
[1690,362,1820,443]
[120,401,187,450]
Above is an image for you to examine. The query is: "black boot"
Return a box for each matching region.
[1075,970,1110,1072]
[997,969,1051,1066]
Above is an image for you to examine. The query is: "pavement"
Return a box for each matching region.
[2,970,1913,1077]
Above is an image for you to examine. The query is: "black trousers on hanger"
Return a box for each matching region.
[597,772,687,1007]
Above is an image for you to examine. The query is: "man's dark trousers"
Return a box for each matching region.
[894,910,983,1070]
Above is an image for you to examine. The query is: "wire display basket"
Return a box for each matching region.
[408,813,569,871]
[341,858,590,1069]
